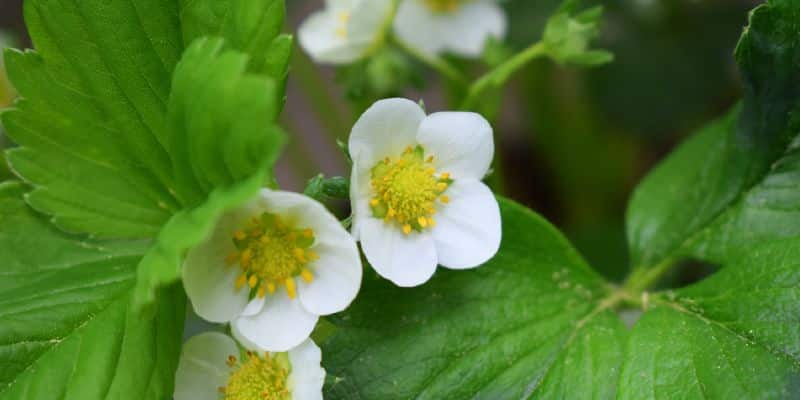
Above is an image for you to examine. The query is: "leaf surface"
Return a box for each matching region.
[322,198,627,399]
[626,0,800,268]
[0,181,185,400]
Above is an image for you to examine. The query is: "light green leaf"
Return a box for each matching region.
[322,198,627,399]
[133,37,286,310]
[179,0,292,97]
[0,181,185,399]
[2,0,289,239]
[2,0,183,238]
[542,5,613,67]
[618,239,800,398]
[626,0,800,269]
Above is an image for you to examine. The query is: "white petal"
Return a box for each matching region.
[439,1,507,57]
[183,209,251,323]
[393,0,448,55]
[232,291,320,352]
[288,339,326,400]
[348,98,426,168]
[359,218,438,287]
[240,296,265,317]
[417,111,494,181]
[393,0,506,57]
[348,0,394,43]
[174,332,239,400]
[349,156,372,241]
[298,10,367,64]
[298,239,362,316]
[433,180,501,269]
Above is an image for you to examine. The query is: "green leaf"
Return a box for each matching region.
[322,198,627,399]
[132,37,286,310]
[0,181,185,399]
[179,0,292,96]
[2,0,290,239]
[133,169,267,311]
[542,5,613,67]
[2,0,183,238]
[626,0,800,269]
[619,239,800,398]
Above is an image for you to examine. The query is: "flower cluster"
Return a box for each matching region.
[299,0,507,64]
[174,97,501,399]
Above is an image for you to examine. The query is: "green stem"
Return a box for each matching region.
[461,42,548,110]
[394,38,467,85]
[622,258,678,294]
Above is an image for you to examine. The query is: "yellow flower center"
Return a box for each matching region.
[226,213,318,299]
[423,0,463,13]
[370,145,451,235]
[220,351,290,400]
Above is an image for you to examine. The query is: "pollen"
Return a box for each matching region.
[226,213,320,299]
[220,351,290,400]
[370,145,452,234]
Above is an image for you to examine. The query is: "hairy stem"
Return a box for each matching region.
[461,41,548,110]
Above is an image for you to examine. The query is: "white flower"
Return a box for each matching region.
[298,0,395,65]
[183,189,362,352]
[393,0,507,58]
[348,98,501,287]
[174,332,325,400]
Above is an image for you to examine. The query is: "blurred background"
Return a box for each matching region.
[0,0,761,281]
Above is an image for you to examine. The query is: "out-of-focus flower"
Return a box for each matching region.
[298,0,395,65]
[183,190,362,352]
[174,332,324,400]
[349,98,501,287]
[393,0,507,57]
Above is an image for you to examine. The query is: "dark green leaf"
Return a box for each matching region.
[0,181,185,399]
[619,238,800,398]
[322,198,626,399]
[626,0,800,268]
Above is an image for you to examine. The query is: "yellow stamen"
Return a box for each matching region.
[235,274,248,290]
[440,195,450,204]
[221,351,290,400]
[227,212,322,301]
[293,248,307,263]
[428,217,436,227]
[285,278,297,299]
[369,145,453,234]
[301,269,314,283]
